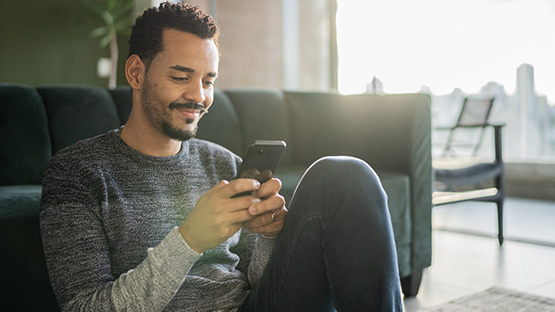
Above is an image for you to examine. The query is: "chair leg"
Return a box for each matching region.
[497,200,504,245]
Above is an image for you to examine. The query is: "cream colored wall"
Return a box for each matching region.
[216,0,284,89]
[186,0,336,91]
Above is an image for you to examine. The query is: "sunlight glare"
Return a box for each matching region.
[337,0,555,102]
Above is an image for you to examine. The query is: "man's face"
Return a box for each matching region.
[140,29,219,141]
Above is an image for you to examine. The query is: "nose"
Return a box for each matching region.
[184,80,206,104]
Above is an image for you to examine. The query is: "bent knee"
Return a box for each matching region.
[309,156,375,176]
[306,156,382,187]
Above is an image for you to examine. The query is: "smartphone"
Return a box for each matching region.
[237,140,287,183]
[233,140,286,197]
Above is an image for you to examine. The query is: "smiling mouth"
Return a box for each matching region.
[169,102,208,119]
[169,102,207,112]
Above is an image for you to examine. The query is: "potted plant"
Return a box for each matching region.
[83,0,135,88]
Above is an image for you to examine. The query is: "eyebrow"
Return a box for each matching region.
[169,65,217,78]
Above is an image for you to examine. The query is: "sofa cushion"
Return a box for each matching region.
[197,90,243,155]
[0,204,59,311]
[108,86,133,124]
[0,84,52,186]
[0,185,42,219]
[285,91,428,171]
[38,85,121,155]
[284,91,351,166]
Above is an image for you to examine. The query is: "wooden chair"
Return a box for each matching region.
[433,97,505,245]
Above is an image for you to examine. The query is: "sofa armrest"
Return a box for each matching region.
[285,91,432,274]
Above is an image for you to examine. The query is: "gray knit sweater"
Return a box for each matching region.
[39,129,275,311]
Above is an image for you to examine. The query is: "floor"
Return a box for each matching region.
[403,197,555,311]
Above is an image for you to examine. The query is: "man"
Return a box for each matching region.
[40,2,402,311]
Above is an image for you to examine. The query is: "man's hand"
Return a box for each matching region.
[242,178,287,237]
[178,179,262,253]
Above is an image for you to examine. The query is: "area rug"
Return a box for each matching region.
[420,286,555,312]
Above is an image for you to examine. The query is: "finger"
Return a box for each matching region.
[229,208,257,224]
[201,180,260,215]
[243,210,279,229]
[210,180,229,192]
[248,194,285,216]
[253,178,282,199]
[239,168,260,179]
[246,208,287,236]
[219,178,261,199]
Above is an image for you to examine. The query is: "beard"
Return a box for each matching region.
[141,77,200,142]
[160,117,196,142]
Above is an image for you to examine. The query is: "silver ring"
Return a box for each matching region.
[271,212,276,222]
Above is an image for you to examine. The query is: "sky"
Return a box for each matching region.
[336,0,555,102]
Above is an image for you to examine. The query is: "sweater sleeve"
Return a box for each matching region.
[247,235,276,287]
[40,157,202,312]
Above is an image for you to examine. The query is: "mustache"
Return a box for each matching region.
[169,101,208,114]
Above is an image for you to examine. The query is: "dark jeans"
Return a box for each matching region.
[239,156,403,312]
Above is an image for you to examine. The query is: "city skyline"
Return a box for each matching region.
[428,63,554,161]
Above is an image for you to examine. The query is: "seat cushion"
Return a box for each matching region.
[0,185,59,311]
[0,185,42,220]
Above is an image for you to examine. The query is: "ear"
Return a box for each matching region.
[125,54,145,89]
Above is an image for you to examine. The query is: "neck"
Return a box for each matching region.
[121,113,182,157]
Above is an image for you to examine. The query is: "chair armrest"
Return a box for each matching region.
[434,123,505,130]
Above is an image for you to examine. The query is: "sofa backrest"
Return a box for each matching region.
[223,89,293,164]
[38,85,122,155]
[108,86,133,125]
[196,90,244,155]
[0,83,52,186]
[285,91,431,174]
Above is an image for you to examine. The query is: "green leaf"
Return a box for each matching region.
[99,34,112,48]
[101,10,115,26]
[90,26,108,38]
[81,0,134,47]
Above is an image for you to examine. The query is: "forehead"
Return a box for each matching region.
[153,28,219,70]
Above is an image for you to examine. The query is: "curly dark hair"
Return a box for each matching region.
[129,2,219,68]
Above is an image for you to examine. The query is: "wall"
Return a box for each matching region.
[506,163,555,201]
[0,0,130,88]
[0,0,336,91]
[188,0,336,91]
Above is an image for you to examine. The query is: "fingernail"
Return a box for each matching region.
[249,206,258,215]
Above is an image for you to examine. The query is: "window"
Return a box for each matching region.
[336,0,555,161]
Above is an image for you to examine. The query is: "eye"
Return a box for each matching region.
[171,76,189,83]
[203,80,215,87]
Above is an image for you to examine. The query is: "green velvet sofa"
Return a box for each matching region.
[0,83,432,311]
